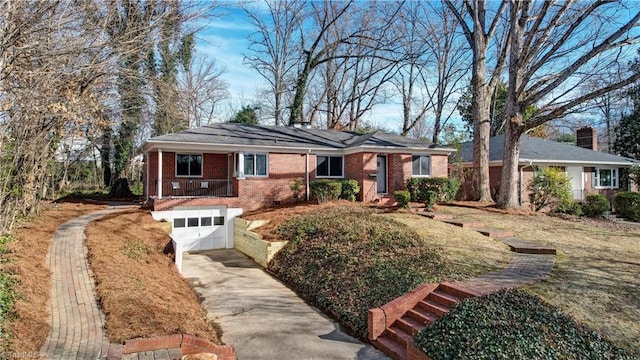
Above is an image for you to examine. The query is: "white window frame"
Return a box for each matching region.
[316,155,344,178]
[237,152,268,178]
[176,153,203,177]
[593,167,618,189]
[411,155,431,177]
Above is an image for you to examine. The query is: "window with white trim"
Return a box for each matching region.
[316,155,343,177]
[594,168,618,189]
[412,155,431,176]
[176,154,202,176]
[237,153,268,177]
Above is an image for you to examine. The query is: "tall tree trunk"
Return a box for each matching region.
[289,59,313,125]
[100,128,112,187]
[497,0,526,209]
[275,84,282,126]
[497,122,523,208]
[471,44,493,202]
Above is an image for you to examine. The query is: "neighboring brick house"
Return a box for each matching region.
[454,127,638,206]
[142,123,454,268]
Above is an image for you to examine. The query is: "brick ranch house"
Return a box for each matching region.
[142,123,454,269]
[454,127,638,206]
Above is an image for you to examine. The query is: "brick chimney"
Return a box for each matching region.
[576,127,597,151]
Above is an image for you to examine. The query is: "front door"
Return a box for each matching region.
[566,166,583,201]
[376,155,387,194]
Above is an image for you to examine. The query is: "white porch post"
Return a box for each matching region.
[237,152,245,179]
[158,148,163,199]
[145,151,149,200]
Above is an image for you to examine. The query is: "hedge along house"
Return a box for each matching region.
[454,127,639,206]
[142,123,454,270]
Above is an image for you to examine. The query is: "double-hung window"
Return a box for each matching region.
[241,153,268,177]
[594,168,618,189]
[316,155,343,177]
[412,155,431,177]
[176,154,202,177]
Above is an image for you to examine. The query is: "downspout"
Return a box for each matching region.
[520,161,533,206]
[306,149,310,201]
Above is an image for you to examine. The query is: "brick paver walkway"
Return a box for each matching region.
[40,207,131,359]
[416,209,557,295]
[455,252,556,294]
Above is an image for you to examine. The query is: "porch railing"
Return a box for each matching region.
[572,189,584,201]
[161,178,234,197]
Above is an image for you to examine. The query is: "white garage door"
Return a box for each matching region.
[172,208,227,250]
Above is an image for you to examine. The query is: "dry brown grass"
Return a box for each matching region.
[5,201,106,352]
[86,208,220,344]
[437,205,640,350]
[381,213,513,277]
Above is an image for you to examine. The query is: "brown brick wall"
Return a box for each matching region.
[344,153,377,202]
[149,151,451,211]
[431,154,449,177]
[388,154,412,194]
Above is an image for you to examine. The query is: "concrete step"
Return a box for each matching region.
[374,335,407,360]
[443,219,485,228]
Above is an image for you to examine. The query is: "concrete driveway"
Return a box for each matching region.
[181,249,388,360]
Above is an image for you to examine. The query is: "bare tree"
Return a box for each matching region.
[243,0,304,126]
[395,1,470,142]
[0,0,214,230]
[288,0,401,126]
[0,0,119,229]
[310,4,400,130]
[497,0,640,208]
[179,55,229,128]
[588,76,631,153]
[445,0,509,202]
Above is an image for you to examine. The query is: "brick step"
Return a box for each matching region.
[428,289,460,307]
[396,315,427,336]
[438,282,480,299]
[417,299,450,317]
[443,219,485,228]
[470,227,515,238]
[386,325,414,347]
[501,237,557,255]
[418,212,455,220]
[406,307,439,327]
[374,335,407,360]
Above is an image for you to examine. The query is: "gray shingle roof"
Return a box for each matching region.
[145,123,451,152]
[459,135,638,165]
